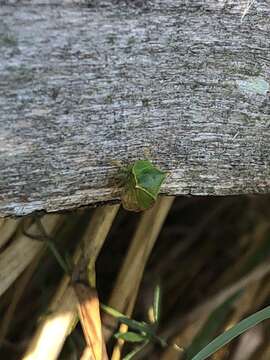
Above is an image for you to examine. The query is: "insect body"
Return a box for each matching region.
[121,160,167,212]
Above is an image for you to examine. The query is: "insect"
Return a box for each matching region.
[121,160,167,212]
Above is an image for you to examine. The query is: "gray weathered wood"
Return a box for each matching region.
[0,0,270,217]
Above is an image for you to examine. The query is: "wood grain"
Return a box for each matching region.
[0,0,269,216]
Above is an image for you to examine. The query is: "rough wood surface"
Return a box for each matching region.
[0,0,269,217]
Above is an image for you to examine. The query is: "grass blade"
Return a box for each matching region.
[192,305,270,360]
[74,283,108,360]
[122,341,149,360]
[101,303,127,319]
[118,317,154,336]
[186,291,241,359]
[101,304,154,336]
[114,331,147,343]
[153,283,162,324]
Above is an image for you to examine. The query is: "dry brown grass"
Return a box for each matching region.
[1,195,270,360]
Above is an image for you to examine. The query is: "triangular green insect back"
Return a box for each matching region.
[132,160,167,200]
[134,187,156,211]
[121,160,167,212]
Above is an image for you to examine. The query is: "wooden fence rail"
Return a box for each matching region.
[0,0,269,216]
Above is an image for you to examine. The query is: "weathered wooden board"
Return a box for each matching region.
[0,0,269,217]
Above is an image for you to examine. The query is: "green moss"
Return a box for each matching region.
[142,98,149,107]
[107,34,116,45]
[105,94,113,104]
[0,33,17,47]
[127,36,136,46]
[6,65,34,83]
